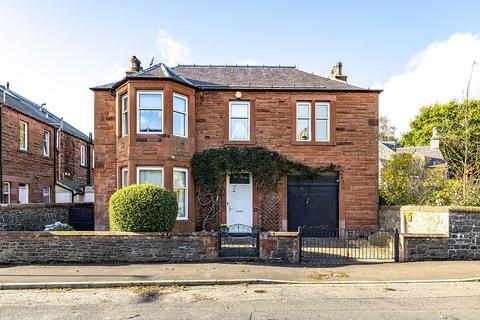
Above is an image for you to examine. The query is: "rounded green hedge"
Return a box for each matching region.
[109,184,178,232]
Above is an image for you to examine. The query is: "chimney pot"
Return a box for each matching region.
[331,62,348,82]
[6,82,9,89]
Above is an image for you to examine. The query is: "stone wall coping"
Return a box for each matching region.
[379,205,402,210]
[400,232,449,238]
[449,206,480,214]
[0,203,80,211]
[400,205,450,212]
[0,231,217,238]
[264,231,299,237]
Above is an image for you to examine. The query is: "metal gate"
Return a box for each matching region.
[68,203,94,231]
[219,224,260,258]
[299,226,399,264]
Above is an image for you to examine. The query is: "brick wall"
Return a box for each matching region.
[1,106,55,203]
[0,203,71,231]
[259,232,299,263]
[58,130,93,185]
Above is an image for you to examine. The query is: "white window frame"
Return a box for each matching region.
[56,130,60,150]
[296,102,311,142]
[2,182,10,204]
[173,93,188,138]
[136,166,164,187]
[137,91,164,134]
[315,102,330,142]
[173,167,189,220]
[42,186,51,203]
[121,167,128,188]
[80,144,86,166]
[43,130,50,157]
[121,94,128,137]
[229,101,250,141]
[19,121,28,151]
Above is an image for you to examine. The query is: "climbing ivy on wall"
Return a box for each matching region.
[191,146,335,230]
[192,146,335,193]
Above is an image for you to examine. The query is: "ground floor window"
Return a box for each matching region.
[43,186,51,203]
[137,167,164,187]
[121,167,128,188]
[2,182,10,204]
[173,168,188,220]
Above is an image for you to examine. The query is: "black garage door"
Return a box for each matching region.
[287,174,339,231]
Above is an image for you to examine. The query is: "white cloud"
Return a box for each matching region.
[155,29,192,66]
[380,33,480,135]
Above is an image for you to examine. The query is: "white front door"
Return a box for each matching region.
[18,184,29,204]
[227,174,253,226]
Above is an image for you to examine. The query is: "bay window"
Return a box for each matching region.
[121,167,128,188]
[173,93,188,137]
[121,94,128,137]
[229,101,250,141]
[137,167,164,187]
[137,91,163,133]
[173,168,188,220]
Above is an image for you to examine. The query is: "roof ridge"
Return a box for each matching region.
[174,64,297,69]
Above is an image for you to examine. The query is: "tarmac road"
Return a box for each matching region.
[0,281,479,319]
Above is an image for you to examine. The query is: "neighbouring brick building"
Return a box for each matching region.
[91,57,380,232]
[0,84,94,204]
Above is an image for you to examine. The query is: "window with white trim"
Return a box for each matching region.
[173,168,188,220]
[121,167,128,188]
[173,93,188,137]
[92,150,95,169]
[43,130,50,157]
[56,130,60,150]
[2,182,10,204]
[80,144,86,166]
[315,102,330,142]
[121,94,128,137]
[296,102,311,141]
[137,91,163,133]
[137,167,164,187]
[19,121,28,151]
[229,101,250,141]
[42,186,51,203]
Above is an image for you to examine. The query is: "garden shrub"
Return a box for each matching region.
[109,184,178,232]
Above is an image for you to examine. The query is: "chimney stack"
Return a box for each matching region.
[126,56,143,75]
[330,62,347,81]
[6,82,9,90]
[430,127,440,149]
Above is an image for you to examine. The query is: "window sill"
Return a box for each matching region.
[176,217,189,222]
[223,140,256,145]
[291,140,336,146]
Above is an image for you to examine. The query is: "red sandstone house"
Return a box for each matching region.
[91,57,380,232]
[0,84,94,204]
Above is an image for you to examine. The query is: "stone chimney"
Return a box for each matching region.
[330,62,348,81]
[430,127,440,149]
[126,56,143,75]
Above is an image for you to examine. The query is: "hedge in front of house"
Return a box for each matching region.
[109,184,178,232]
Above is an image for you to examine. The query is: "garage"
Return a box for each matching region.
[287,173,339,231]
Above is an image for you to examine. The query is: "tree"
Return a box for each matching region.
[379,115,397,141]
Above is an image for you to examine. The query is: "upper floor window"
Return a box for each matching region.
[56,130,60,150]
[315,102,330,142]
[137,166,164,187]
[229,101,250,141]
[43,130,50,157]
[2,182,10,204]
[121,94,128,137]
[173,93,188,137]
[80,144,86,166]
[296,102,311,141]
[137,91,163,134]
[19,121,28,151]
[173,168,188,220]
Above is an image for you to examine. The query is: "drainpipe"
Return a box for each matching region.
[53,127,58,202]
[86,132,92,186]
[0,92,3,204]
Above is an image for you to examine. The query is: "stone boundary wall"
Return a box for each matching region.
[0,231,301,265]
[0,232,219,264]
[0,203,74,231]
[378,206,401,231]
[400,206,480,261]
[259,232,299,263]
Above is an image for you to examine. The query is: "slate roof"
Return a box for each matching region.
[0,85,91,142]
[91,64,379,92]
[57,179,86,194]
[396,146,446,167]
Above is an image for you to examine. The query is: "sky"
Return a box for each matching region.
[1,0,480,136]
